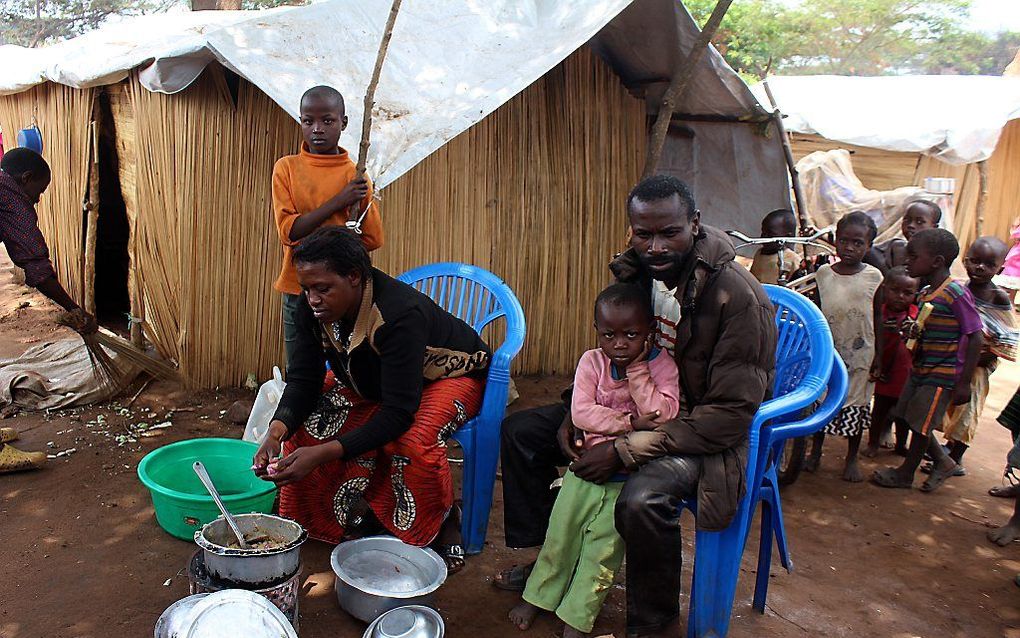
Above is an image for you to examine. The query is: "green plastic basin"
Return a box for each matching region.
[137,438,277,540]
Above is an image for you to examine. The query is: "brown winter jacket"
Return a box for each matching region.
[610,224,777,531]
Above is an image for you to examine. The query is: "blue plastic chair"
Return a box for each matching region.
[752,351,848,613]
[682,285,839,637]
[397,262,526,554]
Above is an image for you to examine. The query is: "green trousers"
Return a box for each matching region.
[522,470,625,633]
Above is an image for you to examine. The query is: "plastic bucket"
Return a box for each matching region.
[137,438,277,540]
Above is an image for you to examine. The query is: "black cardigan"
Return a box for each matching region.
[273,268,490,458]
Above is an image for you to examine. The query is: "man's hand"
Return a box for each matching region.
[570,440,623,484]
[630,410,660,431]
[556,412,582,462]
[335,177,369,213]
[265,441,343,486]
[951,385,972,406]
[252,420,288,477]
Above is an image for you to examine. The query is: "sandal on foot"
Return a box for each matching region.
[921,462,959,493]
[871,468,913,489]
[0,427,18,444]
[990,484,1020,498]
[435,543,465,575]
[493,563,534,592]
[920,462,966,477]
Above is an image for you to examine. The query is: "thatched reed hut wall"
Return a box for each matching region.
[0,48,644,387]
[0,83,95,304]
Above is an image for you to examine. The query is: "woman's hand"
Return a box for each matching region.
[252,420,288,478]
[266,441,344,486]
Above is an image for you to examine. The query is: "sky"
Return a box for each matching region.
[967,0,1020,33]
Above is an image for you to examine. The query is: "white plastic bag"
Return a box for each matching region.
[243,366,286,444]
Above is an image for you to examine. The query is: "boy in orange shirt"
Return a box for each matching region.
[273,85,384,366]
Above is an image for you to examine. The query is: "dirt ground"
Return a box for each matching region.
[2,250,1020,638]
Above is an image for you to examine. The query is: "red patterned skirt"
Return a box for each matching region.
[280,372,484,546]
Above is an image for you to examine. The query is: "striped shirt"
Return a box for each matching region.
[913,278,982,388]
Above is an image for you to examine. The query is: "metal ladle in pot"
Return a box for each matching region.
[193,461,250,549]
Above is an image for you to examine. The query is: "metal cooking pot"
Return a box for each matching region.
[330,536,447,623]
[194,513,306,587]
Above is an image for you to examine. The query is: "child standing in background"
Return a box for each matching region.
[806,211,884,482]
[510,283,679,638]
[993,222,1020,304]
[872,229,983,492]
[863,266,919,458]
[273,85,384,368]
[930,237,1018,475]
[749,208,802,285]
[865,199,941,275]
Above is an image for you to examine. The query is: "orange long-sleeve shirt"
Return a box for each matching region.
[272,144,383,294]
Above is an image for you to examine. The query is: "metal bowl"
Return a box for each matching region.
[181,589,297,638]
[194,513,306,586]
[330,536,447,623]
[362,606,445,638]
[154,593,209,638]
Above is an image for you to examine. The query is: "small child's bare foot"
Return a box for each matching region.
[562,624,589,638]
[509,601,540,631]
[988,517,1020,546]
[861,445,880,459]
[843,460,864,483]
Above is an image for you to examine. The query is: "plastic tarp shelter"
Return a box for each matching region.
[751,75,1020,165]
[0,0,790,230]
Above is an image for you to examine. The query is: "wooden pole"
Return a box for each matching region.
[762,79,810,236]
[643,0,734,178]
[976,160,989,239]
[84,118,100,315]
[355,0,403,182]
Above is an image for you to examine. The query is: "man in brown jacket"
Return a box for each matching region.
[497,176,776,637]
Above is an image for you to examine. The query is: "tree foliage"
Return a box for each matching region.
[685,0,1020,79]
[0,0,160,47]
[0,0,306,47]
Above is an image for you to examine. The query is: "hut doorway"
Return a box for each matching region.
[89,92,130,331]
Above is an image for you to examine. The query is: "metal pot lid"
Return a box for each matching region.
[154,594,209,638]
[182,589,297,638]
[363,606,445,638]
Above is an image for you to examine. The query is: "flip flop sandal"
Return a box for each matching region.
[990,485,1020,498]
[871,468,913,489]
[435,543,465,575]
[921,463,959,493]
[493,563,534,592]
[920,462,967,477]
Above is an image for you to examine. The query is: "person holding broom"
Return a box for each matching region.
[0,147,97,473]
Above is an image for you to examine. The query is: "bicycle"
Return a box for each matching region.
[727,226,836,487]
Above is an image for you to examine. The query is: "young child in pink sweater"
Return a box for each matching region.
[509,283,680,638]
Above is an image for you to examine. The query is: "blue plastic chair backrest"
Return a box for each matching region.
[396,262,526,365]
[763,285,833,408]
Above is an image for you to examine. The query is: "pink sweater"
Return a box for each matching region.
[570,348,681,449]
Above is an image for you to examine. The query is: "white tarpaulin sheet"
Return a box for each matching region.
[751,75,1020,165]
[0,0,635,189]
